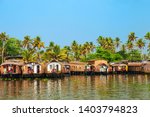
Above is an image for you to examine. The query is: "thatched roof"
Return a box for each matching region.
[1,61,24,66]
[128,62,142,67]
[5,56,23,60]
[111,63,126,67]
[69,61,87,65]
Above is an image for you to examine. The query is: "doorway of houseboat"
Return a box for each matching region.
[37,65,40,73]
[56,64,59,72]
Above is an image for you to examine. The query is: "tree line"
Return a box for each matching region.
[0,32,150,64]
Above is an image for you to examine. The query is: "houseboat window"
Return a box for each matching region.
[50,65,52,69]
[37,65,40,73]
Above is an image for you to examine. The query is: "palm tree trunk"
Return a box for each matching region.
[1,41,5,63]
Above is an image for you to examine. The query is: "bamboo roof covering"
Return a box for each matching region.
[128,62,142,67]
[1,61,24,66]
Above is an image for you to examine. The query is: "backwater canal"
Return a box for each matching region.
[0,74,150,100]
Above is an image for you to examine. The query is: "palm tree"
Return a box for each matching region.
[32,36,44,62]
[22,36,35,63]
[144,32,150,40]
[97,36,115,52]
[128,32,137,42]
[22,49,34,63]
[97,36,105,47]
[136,38,145,50]
[89,42,95,52]
[33,36,44,49]
[46,41,55,52]
[64,46,71,62]
[126,40,133,51]
[148,43,150,55]
[22,35,32,49]
[144,32,150,56]
[71,40,80,61]
[114,37,120,52]
[0,32,9,63]
[48,45,67,61]
[46,42,67,61]
[136,38,145,59]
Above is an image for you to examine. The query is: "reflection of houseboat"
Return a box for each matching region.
[110,63,128,73]
[128,62,142,74]
[69,61,87,75]
[85,60,108,75]
[0,56,24,78]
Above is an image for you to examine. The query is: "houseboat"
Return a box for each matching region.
[45,60,66,78]
[22,62,45,78]
[128,62,143,74]
[0,56,24,78]
[85,60,108,75]
[142,61,150,74]
[110,63,128,74]
[69,61,87,75]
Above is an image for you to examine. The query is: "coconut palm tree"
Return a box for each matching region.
[0,32,9,63]
[136,38,145,50]
[46,42,67,61]
[32,36,44,62]
[22,36,35,63]
[46,41,55,52]
[64,46,71,62]
[144,32,150,40]
[71,40,80,61]
[89,42,95,52]
[126,40,133,51]
[144,32,150,56]
[114,37,121,52]
[136,38,145,59]
[22,35,32,49]
[48,44,67,61]
[148,43,150,55]
[22,49,34,63]
[97,36,115,52]
[128,32,137,42]
[97,36,105,47]
[33,36,44,49]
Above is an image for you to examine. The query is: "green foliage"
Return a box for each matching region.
[5,38,22,56]
[86,47,122,62]
[0,31,150,63]
[127,49,142,61]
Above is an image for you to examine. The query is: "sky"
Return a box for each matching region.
[0,0,150,47]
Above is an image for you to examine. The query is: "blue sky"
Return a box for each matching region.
[0,0,150,47]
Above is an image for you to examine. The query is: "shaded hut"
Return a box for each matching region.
[128,62,142,73]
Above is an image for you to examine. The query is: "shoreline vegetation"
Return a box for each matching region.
[0,32,150,63]
[0,32,150,78]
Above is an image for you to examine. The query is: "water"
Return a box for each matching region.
[0,74,150,100]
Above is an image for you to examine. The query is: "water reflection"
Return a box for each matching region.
[0,74,150,100]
